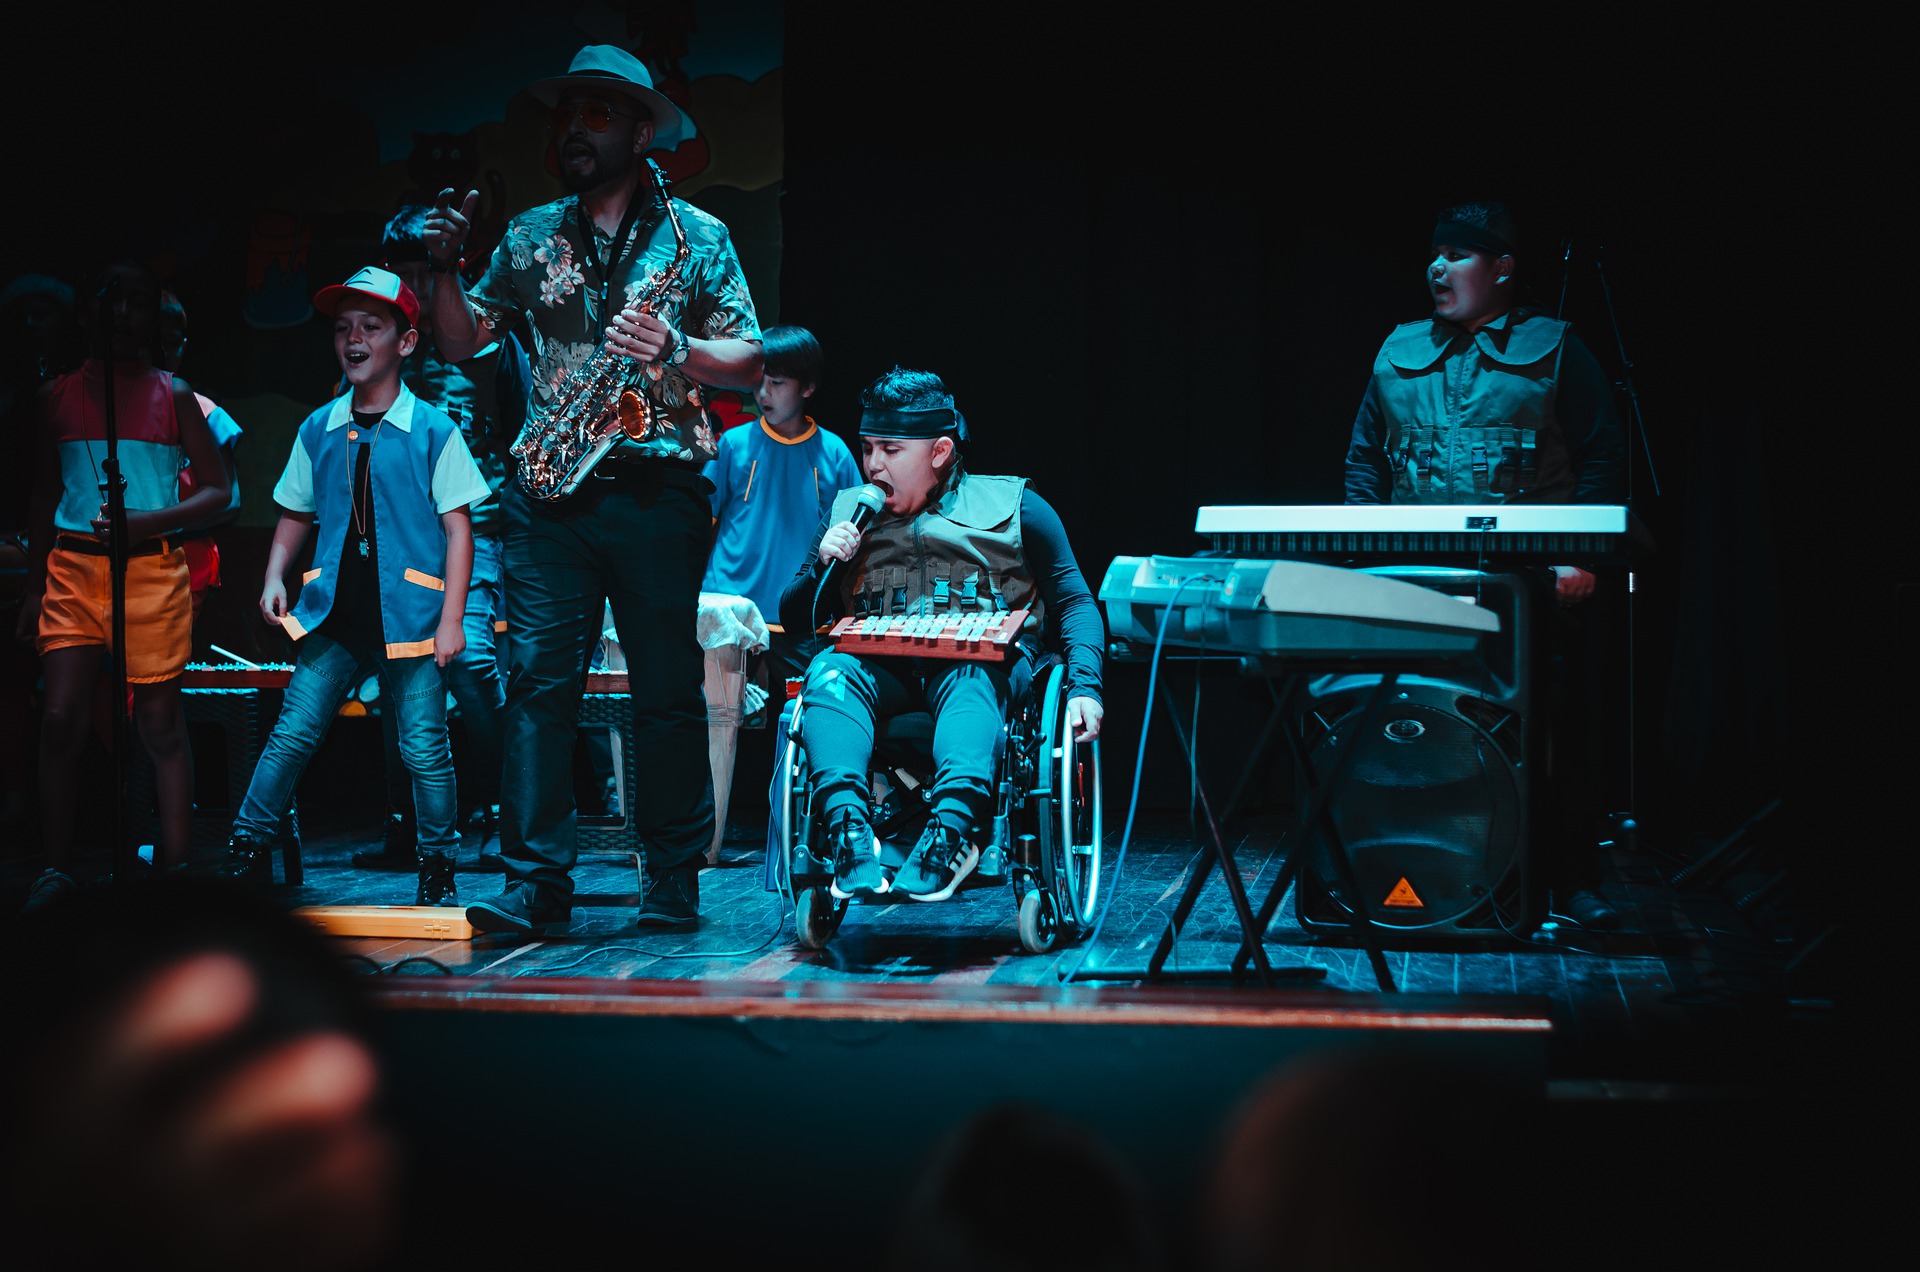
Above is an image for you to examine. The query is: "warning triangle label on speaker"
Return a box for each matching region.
[1382,877,1425,908]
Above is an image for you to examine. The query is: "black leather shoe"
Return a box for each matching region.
[637,866,700,930]
[225,833,275,889]
[1562,888,1624,931]
[467,883,570,937]
[353,813,418,870]
[415,851,456,906]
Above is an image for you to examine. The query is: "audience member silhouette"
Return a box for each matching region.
[884,1101,1163,1272]
[1,877,399,1270]
[1203,1048,1548,1271]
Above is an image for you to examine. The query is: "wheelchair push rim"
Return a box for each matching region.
[774,695,808,901]
[1038,664,1102,935]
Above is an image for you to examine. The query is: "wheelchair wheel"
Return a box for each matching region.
[796,885,846,949]
[1037,664,1103,938]
[774,696,810,899]
[1017,887,1059,954]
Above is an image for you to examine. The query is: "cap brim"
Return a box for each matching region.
[527,75,688,150]
[313,284,414,326]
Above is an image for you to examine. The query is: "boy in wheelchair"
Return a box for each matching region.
[777,366,1105,903]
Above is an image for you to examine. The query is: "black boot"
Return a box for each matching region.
[353,813,418,870]
[415,851,456,906]
[225,833,274,889]
[637,865,700,930]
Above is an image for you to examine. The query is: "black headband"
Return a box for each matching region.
[859,405,958,438]
[1432,221,1515,259]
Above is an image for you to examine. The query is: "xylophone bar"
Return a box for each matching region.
[829,609,1028,663]
[182,662,295,689]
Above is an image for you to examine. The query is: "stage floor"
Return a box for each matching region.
[277,808,1830,1090]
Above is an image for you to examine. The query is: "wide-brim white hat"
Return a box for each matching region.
[528,44,688,151]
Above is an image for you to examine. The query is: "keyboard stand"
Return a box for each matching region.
[1067,660,1401,993]
[1229,671,1399,990]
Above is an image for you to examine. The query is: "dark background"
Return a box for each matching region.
[1,7,1890,952]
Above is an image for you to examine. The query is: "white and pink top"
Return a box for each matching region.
[45,363,184,536]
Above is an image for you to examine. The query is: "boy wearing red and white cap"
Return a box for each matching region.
[226,267,491,906]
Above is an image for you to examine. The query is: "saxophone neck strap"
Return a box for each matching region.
[580,182,659,333]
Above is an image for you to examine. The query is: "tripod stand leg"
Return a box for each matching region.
[1235,675,1401,991]
[1228,675,1398,991]
[1307,675,1401,992]
[1219,680,1287,827]
[1155,679,1277,985]
[1235,677,1312,978]
[1144,842,1216,979]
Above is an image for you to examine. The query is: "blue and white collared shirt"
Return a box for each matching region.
[272,385,490,658]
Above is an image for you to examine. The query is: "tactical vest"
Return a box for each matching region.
[1372,311,1576,504]
[830,472,1039,629]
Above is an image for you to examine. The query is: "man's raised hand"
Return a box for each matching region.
[425,188,480,265]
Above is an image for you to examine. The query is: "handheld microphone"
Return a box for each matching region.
[845,482,888,529]
[812,483,888,629]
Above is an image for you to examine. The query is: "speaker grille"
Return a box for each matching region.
[1307,697,1521,929]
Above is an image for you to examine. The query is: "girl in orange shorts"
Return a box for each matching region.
[13,263,230,910]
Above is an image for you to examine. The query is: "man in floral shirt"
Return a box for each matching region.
[423,45,763,935]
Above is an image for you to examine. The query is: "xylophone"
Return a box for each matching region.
[828,609,1029,662]
[183,661,294,689]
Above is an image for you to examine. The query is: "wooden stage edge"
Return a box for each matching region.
[364,976,1555,1033]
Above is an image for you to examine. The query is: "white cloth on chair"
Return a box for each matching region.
[697,592,771,656]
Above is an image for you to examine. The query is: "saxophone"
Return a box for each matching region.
[510,157,692,501]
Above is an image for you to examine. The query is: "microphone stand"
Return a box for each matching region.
[1592,246,1661,500]
[1587,245,1657,847]
[94,283,136,883]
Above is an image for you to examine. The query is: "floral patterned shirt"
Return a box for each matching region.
[467,188,760,469]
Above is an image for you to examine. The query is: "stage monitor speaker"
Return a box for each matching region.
[1295,568,1537,938]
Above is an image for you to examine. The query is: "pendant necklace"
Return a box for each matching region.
[351,415,387,557]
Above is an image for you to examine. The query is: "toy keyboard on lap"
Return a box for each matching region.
[183,662,295,689]
[828,609,1028,662]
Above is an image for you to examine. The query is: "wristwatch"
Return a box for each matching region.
[667,328,692,367]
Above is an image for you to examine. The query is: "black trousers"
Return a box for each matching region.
[499,469,713,900]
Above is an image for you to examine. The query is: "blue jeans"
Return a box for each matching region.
[235,631,457,855]
[383,532,506,818]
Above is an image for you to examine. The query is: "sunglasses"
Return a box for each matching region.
[548,99,640,135]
